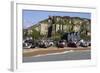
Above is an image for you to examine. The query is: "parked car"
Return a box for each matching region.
[30,41,36,48]
[67,40,77,47]
[79,39,89,47]
[88,42,91,46]
[38,40,49,48]
[30,45,36,48]
[47,40,54,47]
[23,42,32,48]
[23,39,36,48]
[56,40,66,48]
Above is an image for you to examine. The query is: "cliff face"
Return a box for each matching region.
[27,16,90,34]
[23,16,91,40]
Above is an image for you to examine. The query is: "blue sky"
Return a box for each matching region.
[23,10,91,29]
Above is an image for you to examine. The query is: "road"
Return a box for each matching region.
[23,50,91,62]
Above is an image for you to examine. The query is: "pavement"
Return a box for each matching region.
[23,50,91,62]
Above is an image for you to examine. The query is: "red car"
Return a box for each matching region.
[67,41,77,47]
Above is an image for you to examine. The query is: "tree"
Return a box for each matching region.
[80,19,91,40]
[31,28,40,40]
[23,29,28,39]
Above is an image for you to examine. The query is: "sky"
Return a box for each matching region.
[22,10,91,29]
